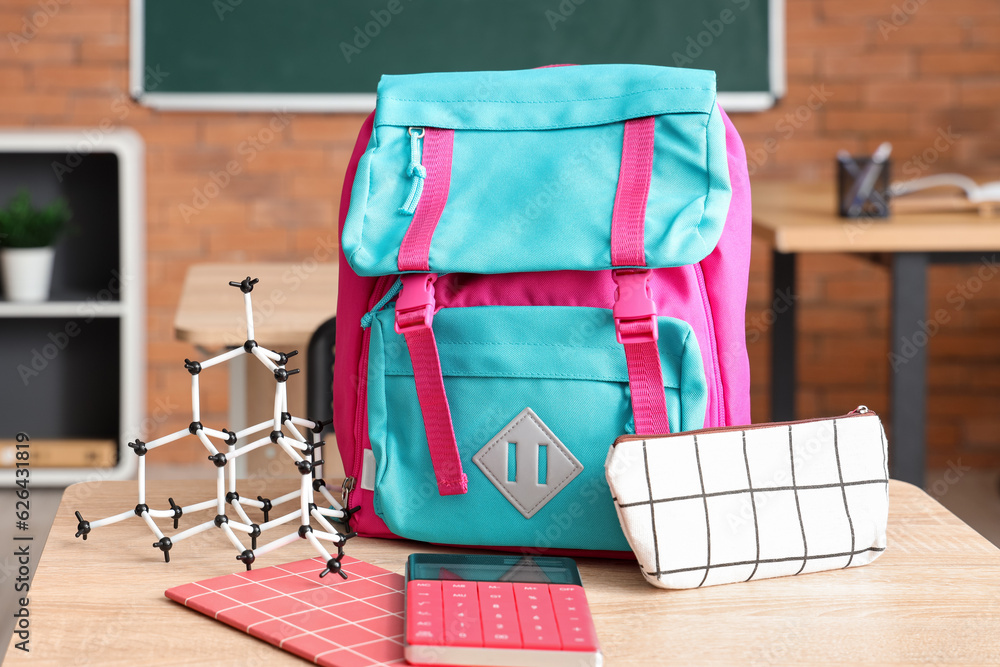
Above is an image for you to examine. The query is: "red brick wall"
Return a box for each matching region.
[3,0,999,466]
[740,0,1000,469]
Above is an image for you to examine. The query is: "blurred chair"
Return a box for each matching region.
[307,316,336,441]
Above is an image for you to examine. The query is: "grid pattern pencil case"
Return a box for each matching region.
[605,407,889,589]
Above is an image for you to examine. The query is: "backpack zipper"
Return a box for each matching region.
[360,277,403,329]
[348,274,396,507]
[694,262,725,427]
[399,127,426,214]
[612,406,875,446]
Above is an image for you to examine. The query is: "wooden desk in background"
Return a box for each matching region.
[752,182,1000,488]
[9,479,1000,665]
[174,263,339,478]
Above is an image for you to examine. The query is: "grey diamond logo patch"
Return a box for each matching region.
[473,407,583,519]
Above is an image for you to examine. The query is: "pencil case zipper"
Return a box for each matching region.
[611,405,876,447]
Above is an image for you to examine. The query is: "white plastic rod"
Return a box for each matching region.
[140,511,165,540]
[309,508,339,536]
[223,435,271,461]
[272,382,283,426]
[191,374,200,421]
[243,292,255,340]
[216,468,226,515]
[236,496,265,510]
[195,431,221,457]
[258,346,283,363]
[251,530,300,557]
[202,426,233,441]
[137,455,146,503]
[227,520,255,534]
[275,435,308,452]
[258,509,302,531]
[299,475,310,525]
[146,498,215,518]
[252,345,278,372]
[89,508,138,530]
[270,489,301,506]
[305,531,334,561]
[290,416,320,430]
[236,420,272,440]
[313,505,345,519]
[145,428,189,450]
[228,443,237,492]
[169,519,216,544]
[231,499,253,525]
[316,486,343,511]
[284,421,307,443]
[310,529,346,544]
[220,523,247,552]
[180,499,218,514]
[199,346,245,370]
[275,437,304,462]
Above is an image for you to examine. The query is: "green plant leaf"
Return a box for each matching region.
[0,189,73,248]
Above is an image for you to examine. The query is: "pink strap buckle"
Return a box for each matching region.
[612,269,658,344]
[394,273,437,334]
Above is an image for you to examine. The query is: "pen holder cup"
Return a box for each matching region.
[837,156,891,218]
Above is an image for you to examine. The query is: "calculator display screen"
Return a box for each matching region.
[406,554,583,586]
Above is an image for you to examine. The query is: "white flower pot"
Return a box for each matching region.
[1,246,56,303]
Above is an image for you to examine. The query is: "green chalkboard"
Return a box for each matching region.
[137,0,781,110]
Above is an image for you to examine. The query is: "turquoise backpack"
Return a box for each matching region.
[333,64,752,553]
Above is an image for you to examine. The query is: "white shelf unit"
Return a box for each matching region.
[0,129,145,486]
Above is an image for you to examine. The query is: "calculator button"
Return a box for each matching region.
[551,584,599,652]
[442,581,483,647]
[477,581,521,649]
[405,580,443,646]
[513,583,561,651]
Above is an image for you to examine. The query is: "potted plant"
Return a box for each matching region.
[0,189,72,302]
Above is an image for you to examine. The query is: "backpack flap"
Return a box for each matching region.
[342,64,732,276]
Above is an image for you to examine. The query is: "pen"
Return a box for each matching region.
[846,142,892,217]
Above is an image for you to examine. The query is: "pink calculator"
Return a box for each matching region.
[404,553,602,667]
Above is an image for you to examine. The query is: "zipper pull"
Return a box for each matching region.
[341,476,356,507]
[399,127,426,214]
[360,277,403,329]
[849,405,871,415]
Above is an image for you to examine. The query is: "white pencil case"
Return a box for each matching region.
[605,407,889,589]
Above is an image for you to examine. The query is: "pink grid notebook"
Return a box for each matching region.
[165,556,406,666]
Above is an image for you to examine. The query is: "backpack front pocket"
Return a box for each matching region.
[365,305,707,551]
[343,65,731,276]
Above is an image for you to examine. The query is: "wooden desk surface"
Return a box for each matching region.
[174,262,338,349]
[752,181,1000,254]
[8,480,1000,665]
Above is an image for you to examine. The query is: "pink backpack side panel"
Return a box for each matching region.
[699,107,752,426]
[333,112,376,491]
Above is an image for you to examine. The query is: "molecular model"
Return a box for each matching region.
[73,277,358,579]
